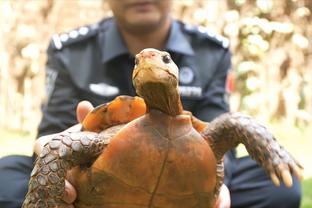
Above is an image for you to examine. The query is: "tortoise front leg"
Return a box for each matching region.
[22,131,109,208]
[202,112,303,187]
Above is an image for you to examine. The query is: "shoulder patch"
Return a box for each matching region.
[51,23,99,50]
[184,24,230,49]
[44,67,58,104]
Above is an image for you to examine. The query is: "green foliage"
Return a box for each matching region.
[302,177,312,208]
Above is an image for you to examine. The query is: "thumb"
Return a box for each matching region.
[76,101,94,123]
[62,180,77,204]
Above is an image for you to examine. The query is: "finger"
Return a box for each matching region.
[214,197,221,208]
[219,184,231,208]
[76,100,94,123]
[62,180,77,204]
[66,123,83,133]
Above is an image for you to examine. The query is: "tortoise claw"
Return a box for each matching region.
[269,152,303,187]
[201,112,304,188]
[270,173,280,187]
[281,169,293,188]
[292,165,304,182]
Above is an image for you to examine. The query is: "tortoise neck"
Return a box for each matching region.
[141,82,183,116]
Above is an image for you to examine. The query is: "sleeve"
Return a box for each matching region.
[37,42,80,138]
[192,49,231,122]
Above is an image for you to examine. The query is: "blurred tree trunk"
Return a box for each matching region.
[225,0,311,126]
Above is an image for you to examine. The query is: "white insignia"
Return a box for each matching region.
[69,30,79,39]
[45,67,58,102]
[179,66,194,84]
[207,30,216,37]
[215,34,230,48]
[198,25,207,33]
[201,27,230,49]
[179,86,202,98]
[89,83,119,97]
[52,34,62,49]
[60,33,69,42]
[222,38,230,48]
[79,26,89,35]
[215,34,224,42]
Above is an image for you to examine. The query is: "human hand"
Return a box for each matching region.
[33,101,94,206]
[34,101,94,155]
[214,184,231,208]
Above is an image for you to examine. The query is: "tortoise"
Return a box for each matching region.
[23,48,303,208]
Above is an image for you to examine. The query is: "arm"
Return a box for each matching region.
[202,112,303,187]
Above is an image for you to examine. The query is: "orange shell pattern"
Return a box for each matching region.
[68,97,217,208]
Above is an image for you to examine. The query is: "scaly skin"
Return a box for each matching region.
[202,112,303,188]
[22,131,109,207]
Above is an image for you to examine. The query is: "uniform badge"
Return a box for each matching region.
[179,66,195,85]
[89,82,119,97]
[45,67,58,103]
[179,86,202,98]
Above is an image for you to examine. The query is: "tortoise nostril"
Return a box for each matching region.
[141,51,156,58]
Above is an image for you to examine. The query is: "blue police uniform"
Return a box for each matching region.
[0,17,301,208]
[38,18,230,136]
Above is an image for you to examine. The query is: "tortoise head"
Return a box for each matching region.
[132,48,183,116]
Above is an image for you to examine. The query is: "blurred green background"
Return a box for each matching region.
[0,0,311,207]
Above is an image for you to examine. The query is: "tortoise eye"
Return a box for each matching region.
[135,57,139,65]
[162,54,171,64]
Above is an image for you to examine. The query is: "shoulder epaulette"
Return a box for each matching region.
[51,23,100,50]
[183,24,230,49]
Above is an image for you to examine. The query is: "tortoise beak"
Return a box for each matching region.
[132,49,178,82]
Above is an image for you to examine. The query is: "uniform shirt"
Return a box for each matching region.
[38,17,231,137]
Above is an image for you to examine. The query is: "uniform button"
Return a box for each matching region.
[179,66,194,84]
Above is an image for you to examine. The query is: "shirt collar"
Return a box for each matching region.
[101,19,129,63]
[165,20,194,56]
[101,19,194,63]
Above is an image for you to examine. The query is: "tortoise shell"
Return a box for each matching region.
[69,102,216,207]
